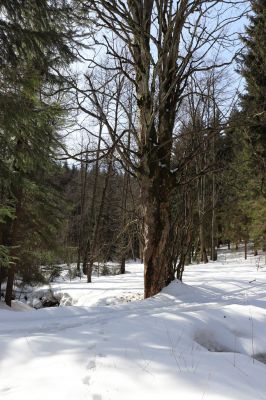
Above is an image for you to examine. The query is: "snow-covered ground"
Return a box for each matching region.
[0,249,266,400]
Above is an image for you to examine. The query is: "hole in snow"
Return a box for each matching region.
[1,387,12,392]
[92,395,102,400]
[194,330,234,353]
[253,353,266,364]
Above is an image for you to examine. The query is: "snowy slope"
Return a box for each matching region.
[0,249,266,400]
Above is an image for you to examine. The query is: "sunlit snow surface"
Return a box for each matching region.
[1,249,266,400]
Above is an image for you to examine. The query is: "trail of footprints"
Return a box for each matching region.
[82,323,109,400]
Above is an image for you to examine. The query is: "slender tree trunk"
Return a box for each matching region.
[120,256,126,274]
[77,147,89,274]
[5,192,23,306]
[196,142,208,264]
[176,256,185,282]
[0,225,3,299]
[263,231,266,265]
[86,157,113,283]
[5,139,24,307]
[139,238,143,263]
[244,239,248,260]
[82,122,103,274]
[199,222,208,263]
[120,136,130,274]
[211,165,216,261]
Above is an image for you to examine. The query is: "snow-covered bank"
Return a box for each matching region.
[0,249,265,399]
[10,262,143,309]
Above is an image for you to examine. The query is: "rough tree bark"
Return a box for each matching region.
[141,167,175,297]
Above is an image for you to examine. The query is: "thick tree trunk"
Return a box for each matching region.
[5,266,15,307]
[141,170,175,298]
[82,258,88,275]
[87,259,93,283]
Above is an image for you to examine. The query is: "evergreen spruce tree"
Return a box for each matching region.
[238,0,266,257]
[240,0,266,182]
[0,1,79,305]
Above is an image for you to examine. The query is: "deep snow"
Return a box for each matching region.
[0,248,266,399]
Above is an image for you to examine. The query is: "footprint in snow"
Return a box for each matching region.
[87,360,96,370]
[98,330,108,342]
[92,395,102,400]
[82,359,96,388]
[82,376,91,386]
[87,343,96,350]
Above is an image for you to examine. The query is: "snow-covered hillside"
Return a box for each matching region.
[0,249,266,400]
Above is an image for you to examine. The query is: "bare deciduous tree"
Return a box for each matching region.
[76,0,248,297]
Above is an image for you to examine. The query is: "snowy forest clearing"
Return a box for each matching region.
[0,248,266,399]
[1,1,266,399]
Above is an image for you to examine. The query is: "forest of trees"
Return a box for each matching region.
[0,0,265,306]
